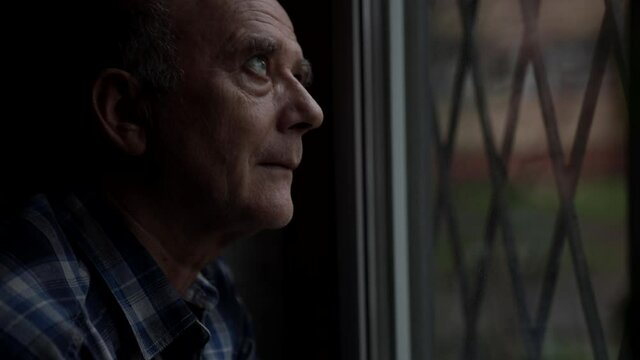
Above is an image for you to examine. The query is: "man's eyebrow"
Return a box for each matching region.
[224,34,280,56]
[248,35,279,54]
[298,58,314,88]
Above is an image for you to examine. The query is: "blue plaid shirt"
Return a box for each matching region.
[0,190,256,359]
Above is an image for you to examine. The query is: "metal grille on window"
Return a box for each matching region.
[427,0,628,358]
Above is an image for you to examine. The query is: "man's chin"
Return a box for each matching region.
[260,202,294,230]
[228,189,295,234]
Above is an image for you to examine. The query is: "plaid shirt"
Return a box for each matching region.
[0,190,256,359]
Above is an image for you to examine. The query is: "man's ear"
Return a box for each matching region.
[92,69,147,156]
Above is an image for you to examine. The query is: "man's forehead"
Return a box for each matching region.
[234,0,294,30]
[172,0,294,33]
[171,0,299,52]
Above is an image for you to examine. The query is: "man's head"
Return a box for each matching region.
[89,0,323,238]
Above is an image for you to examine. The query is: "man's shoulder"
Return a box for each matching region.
[0,194,88,290]
[3,195,65,257]
[0,194,91,359]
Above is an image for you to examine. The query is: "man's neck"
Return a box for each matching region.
[102,180,227,297]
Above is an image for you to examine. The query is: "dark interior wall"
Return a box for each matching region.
[281,0,340,358]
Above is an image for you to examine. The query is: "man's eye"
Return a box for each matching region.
[246,55,268,76]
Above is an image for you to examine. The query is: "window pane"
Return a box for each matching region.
[425,0,629,358]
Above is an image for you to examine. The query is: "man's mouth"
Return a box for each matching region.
[259,154,300,171]
[260,163,297,171]
[260,162,297,171]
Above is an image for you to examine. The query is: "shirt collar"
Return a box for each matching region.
[51,189,211,359]
[184,272,220,312]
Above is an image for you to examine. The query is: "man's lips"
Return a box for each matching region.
[259,148,302,171]
[259,161,299,171]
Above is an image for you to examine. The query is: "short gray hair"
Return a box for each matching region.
[114,0,182,93]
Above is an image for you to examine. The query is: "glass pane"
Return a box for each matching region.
[427,0,629,358]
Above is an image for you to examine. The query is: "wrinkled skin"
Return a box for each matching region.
[149,0,323,239]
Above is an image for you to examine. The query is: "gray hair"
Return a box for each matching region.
[116,0,182,93]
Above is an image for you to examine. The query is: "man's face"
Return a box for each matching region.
[151,0,323,235]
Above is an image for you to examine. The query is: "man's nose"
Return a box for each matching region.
[278,79,324,135]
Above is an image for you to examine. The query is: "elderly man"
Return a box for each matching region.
[0,0,322,358]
